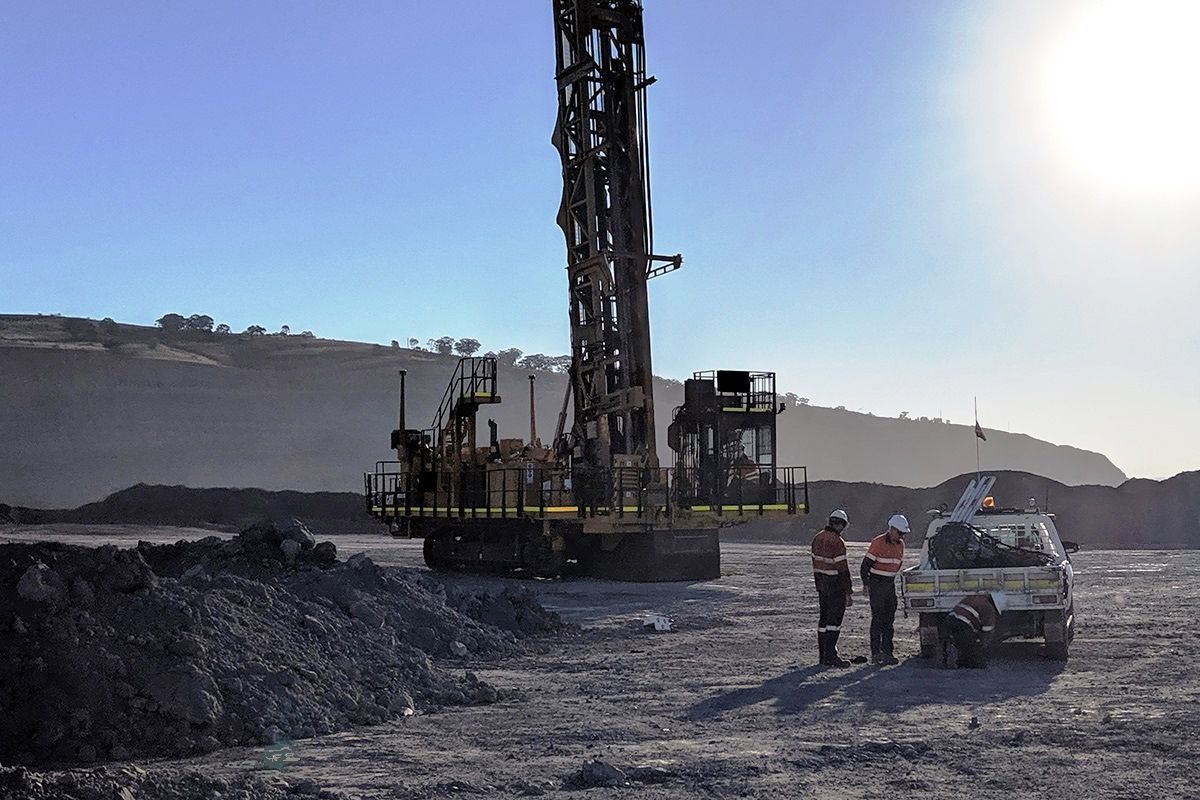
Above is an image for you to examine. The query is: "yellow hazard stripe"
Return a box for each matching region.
[905,579,1060,592]
[689,503,793,512]
[371,502,806,517]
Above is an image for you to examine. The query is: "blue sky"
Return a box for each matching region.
[3,1,1198,478]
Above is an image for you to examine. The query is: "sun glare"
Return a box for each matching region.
[1041,0,1200,197]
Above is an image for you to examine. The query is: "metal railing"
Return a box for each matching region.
[430,357,498,433]
[365,462,808,522]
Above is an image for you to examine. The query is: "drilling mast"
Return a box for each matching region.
[551,0,681,472]
[363,1,808,581]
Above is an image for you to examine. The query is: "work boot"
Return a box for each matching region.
[817,633,827,666]
[824,632,851,667]
[879,654,900,666]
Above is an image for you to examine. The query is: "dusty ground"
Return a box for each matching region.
[3,527,1198,799]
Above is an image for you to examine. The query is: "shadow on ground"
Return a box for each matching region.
[686,642,1067,720]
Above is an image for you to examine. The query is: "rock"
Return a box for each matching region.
[279,518,317,550]
[312,541,337,564]
[280,539,302,562]
[168,635,204,656]
[628,765,675,783]
[411,625,439,652]
[77,743,97,762]
[450,640,470,658]
[71,578,96,606]
[514,780,548,796]
[17,563,68,606]
[390,691,416,715]
[349,601,385,628]
[569,759,627,788]
[182,563,207,580]
[106,552,157,593]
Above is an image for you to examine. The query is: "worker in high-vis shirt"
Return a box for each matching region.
[860,514,910,665]
[811,509,853,667]
[944,593,1006,668]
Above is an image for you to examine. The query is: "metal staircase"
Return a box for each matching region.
[428,357,501,465]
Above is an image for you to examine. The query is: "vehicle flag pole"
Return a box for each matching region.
[973,397,986,480]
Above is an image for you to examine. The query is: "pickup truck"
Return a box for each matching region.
[901,504,1077,661]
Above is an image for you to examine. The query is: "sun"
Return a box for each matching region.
[1040,0,1200,197]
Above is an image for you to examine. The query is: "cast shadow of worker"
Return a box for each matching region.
[686,643,1065,720]
[854,642,1066,713]
[686,665,862,721]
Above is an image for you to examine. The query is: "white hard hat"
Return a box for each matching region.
[990,592,1009,613]
[829,509,849,524]
[888,513,910,534]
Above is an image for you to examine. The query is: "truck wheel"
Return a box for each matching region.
[917,616,942,660]
[1046,640,1069,661]
[1044,608,1071,661]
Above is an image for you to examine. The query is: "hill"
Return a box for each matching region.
[733,469,1200,549]
[0,314,1126,508]
[4,470,1196,548]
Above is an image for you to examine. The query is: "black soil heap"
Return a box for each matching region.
[0,521,562,766]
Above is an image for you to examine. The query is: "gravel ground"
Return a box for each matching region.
[3,528,1198,799]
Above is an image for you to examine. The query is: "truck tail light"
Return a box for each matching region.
[909,598,935,608]
[1033,594,1059,604]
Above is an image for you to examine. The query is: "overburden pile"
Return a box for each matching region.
[0,522,563,766]
[0,764,338,800]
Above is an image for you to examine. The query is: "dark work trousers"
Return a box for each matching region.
[868,576,897,658]
[946,617,987,668]
[815,574,848,663]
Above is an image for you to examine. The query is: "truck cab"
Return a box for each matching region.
[901,501,1077,661]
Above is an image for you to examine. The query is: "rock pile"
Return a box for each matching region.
[0,522,563,766]
[0,764,339,800]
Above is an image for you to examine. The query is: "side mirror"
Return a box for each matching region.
[1061,540,1081,554]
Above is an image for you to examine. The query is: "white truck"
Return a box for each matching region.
[900,480,1077,662]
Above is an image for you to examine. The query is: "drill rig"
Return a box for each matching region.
[364,0,808,581]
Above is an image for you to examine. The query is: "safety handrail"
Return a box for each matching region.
[365,463,809,521]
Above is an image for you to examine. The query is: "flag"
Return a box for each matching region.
[975,421,987,441]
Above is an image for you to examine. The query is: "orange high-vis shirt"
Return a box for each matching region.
[864,533,904,578]
[811,530,850,578]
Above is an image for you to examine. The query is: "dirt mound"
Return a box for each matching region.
[726,469,1200,548]
[0,521,563,766]
[0,764,339,800]
[10,468,1200,549]
[3,484,373,535]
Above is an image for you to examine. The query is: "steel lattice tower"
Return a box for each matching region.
[551,0,680,471]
